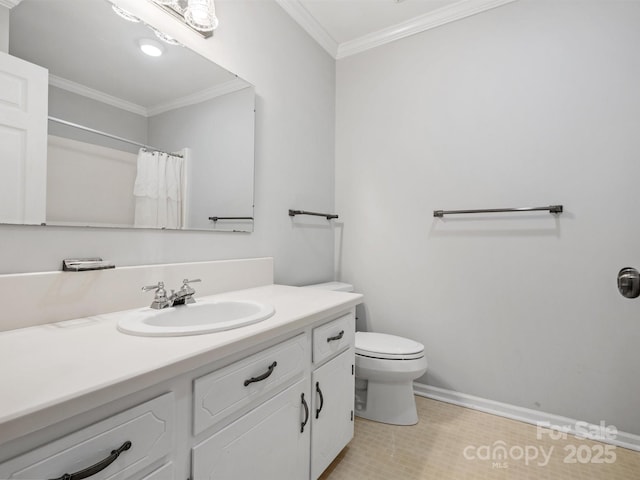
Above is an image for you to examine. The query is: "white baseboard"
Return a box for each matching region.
[413,382,640,452]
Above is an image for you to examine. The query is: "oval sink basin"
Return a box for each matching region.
[117,300,275,337]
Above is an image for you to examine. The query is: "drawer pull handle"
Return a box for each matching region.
[49,440,132,480]
[315,382,324,419]
[327,330,345,343]
[301,393,309,433]
[244,361,277,386]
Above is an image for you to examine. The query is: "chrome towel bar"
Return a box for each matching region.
[289,209,338,220]
[433,205,563,218]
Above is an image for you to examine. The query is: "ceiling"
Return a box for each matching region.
[276,0,517,59]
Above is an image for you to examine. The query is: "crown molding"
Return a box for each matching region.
[49,75,249,119]
[274,0,338,58]
[277,0,517,60]
[147,78,251,116]
[0,0,23,9]
[49,75,148,117]
[336,0,518,59]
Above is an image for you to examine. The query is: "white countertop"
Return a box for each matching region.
[0,285,362,446]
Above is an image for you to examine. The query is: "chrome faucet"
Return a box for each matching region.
[142,281,172,309]
[171,278,202,306]
[142,279,201,309]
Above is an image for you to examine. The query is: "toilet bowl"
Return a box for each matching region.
[304,282,428,426]
[355,332,427,425]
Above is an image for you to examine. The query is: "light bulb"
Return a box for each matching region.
[185,0,218,32]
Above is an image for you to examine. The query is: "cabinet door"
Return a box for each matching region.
[192,379,310,480]
[311,348,355,480]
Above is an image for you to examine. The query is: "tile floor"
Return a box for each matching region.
[320,396,640,479]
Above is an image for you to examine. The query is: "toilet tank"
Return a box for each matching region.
[303,281,354,292]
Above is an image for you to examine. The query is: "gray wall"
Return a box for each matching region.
[0,0,336,287]
[48,86,147,154]
[148,88,255,229]
[336,0,640,434]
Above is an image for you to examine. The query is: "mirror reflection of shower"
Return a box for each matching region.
[4,0,256,232]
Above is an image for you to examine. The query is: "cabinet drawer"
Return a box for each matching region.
[313,312,355,365]
[193,333,307,435]
[0,393,174,480]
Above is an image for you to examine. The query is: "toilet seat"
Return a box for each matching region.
[355,332,425,360]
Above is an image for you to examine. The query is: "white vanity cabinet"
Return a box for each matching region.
[190,309,357,480]
[310,313,356,480]
[0,307,358,480]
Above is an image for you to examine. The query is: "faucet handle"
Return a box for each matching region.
[142,281,166,292]
[142,282,172,309]
[180,278,200,295]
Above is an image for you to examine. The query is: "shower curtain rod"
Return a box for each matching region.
[48,116,183,158]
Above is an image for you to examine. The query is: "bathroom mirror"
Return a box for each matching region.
[3,0,255,232]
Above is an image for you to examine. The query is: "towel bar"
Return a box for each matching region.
[289,209,338,220]
[433,205,563,218]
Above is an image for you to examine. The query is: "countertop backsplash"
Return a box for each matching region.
[0,257,274,332]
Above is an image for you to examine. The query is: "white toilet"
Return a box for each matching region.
[304,282,428,426]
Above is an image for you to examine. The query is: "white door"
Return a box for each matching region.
[192,379,311,480]
[311,348,355,480]
[0,51,48,224]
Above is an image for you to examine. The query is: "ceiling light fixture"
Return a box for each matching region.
[150,0,218,35]
[139,39,164,57]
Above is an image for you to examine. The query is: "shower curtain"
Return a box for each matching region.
[133,149,184,229]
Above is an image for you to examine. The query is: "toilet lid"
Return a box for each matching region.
[355,332,425,360]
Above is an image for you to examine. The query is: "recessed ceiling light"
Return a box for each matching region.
[139,39,164,57]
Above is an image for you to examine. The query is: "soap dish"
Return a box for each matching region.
[62,258,115,272]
